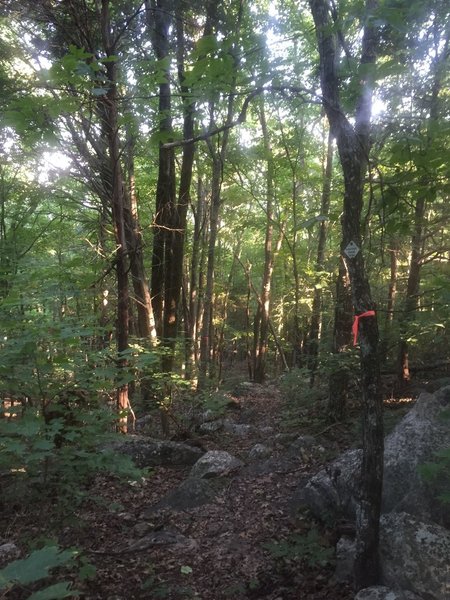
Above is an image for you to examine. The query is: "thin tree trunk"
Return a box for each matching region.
[380,239,398,363]
[253,101,276,383]
[161,18,196,375]
[125,122,157,344]
[197,0,242,389]
[308,129,333,381]
[198,154,223,390]
[186,177,207,379]
[218,244,241,381]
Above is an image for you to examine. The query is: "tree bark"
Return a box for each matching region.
[100,0,131,433]
[328,256,353,421]
[146,0,176,337]
[253,101,276,383]
[308,129,333,381]
[310,0,383,588]
[161,7,197,374]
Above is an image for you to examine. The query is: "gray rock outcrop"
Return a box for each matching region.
[334,514,450,599]
[295,386,450,524]
[294,448,362,521]
[380,512,450,600]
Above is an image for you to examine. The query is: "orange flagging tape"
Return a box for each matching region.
[352,310,376,345]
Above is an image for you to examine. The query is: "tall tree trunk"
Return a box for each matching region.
[253,102,276,383]
[308,129,333,381]
[197,0,242,390]
[125,122,157,344]
[100,0,130,433]
[185,176,207,379]
[198,154,223,390]
[310,0,383,588]
[161,9,196,373]
[146,0,176,337]
[217,244,241,381]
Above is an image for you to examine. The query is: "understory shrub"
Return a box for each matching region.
[0,404,143,509]
[0,544,96,599]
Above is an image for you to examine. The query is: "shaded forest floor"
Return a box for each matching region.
[2,369,429,600]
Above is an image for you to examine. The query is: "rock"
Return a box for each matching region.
[333,536,356,583]
[244,456,303,478]
[0,542,20,567]
[232,381,254,397]
[382,386,450,524]
[294,386,450,524]
[424,377,450,393]
[274,432,299,447]
[132,522,153,537]
[223,421,253,436]
[297,449,362,522]
[144,478,219,513]
[201,409,217,422]
[380,512,450,600]
[248,444,272,460]
[259,426,274,434]
[198,419,224,434]
[111,436,204,468]
[355,587,424,600]
[189,450,243,479]
[134,414,153,432]
[286,435,325,461]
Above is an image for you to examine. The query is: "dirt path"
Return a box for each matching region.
[75,384,354,599]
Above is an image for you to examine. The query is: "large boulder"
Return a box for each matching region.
[189,450,243,479]
[111,436,204,468]
[382,387,450,523]
[380,512,450,600]
[294,449,362,521]
[295,386,450,524]
[335,513,450,599]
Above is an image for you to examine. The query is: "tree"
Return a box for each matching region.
[309,0,384,588]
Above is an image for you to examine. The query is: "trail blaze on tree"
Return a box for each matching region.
[309,0,384,588]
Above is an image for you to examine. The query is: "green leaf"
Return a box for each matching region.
[27,582,78,600]
[0,546,77,588]
[92,87,109,96]
[194,35,218,57]
[180,565,193,575]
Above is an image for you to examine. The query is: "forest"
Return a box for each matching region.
[0,0,449,599]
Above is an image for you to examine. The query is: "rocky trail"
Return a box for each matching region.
[3,377,449,600]
[73,382,355,600]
